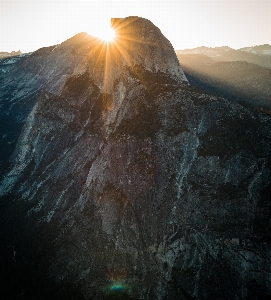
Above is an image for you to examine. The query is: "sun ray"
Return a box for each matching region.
[82,17,166,96]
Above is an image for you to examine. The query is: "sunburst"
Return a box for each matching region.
[86,17,157,95]
[97,26,116,42]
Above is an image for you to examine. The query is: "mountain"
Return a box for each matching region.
[240,44,271,56]
[1,17,271,300]
[176,46,233,57]
[0,50,22,59]
[176,47,271,109]
[176,45,271,69]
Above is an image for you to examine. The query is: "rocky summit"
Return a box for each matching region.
[0,16,271,300]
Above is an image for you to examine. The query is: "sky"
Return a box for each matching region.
[0,0,271,53]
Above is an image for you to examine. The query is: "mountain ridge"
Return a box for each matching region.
[1,17,271,299]
[176,46,271,109]
[176,44,271,69]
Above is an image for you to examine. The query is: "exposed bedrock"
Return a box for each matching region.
[0,16,271,299]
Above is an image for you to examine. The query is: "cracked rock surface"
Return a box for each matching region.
[0,16,271,299]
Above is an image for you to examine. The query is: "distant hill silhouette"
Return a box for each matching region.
[176,45,271,69]
[176,45,271,109]
[240,44,271,56]
[0,51,22,59]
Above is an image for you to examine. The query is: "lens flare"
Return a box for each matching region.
[110,283,126,291]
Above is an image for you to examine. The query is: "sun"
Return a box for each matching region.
[97,26,116,42]
[87,19,117,43]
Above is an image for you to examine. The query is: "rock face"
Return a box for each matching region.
[1,17,271,300]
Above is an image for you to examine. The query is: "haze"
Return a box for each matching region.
[1,0,271,53]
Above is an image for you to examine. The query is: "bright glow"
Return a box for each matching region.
[1,0,271,52]
[94,26,115,42]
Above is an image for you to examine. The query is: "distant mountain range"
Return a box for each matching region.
[0,51,22,59]
[176,45,271,109]
[176,44,271,69]
[240,44,271,56]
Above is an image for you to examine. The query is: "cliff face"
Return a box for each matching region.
[1,17,271,300]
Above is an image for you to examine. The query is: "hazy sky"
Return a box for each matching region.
[1,0,271,53]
